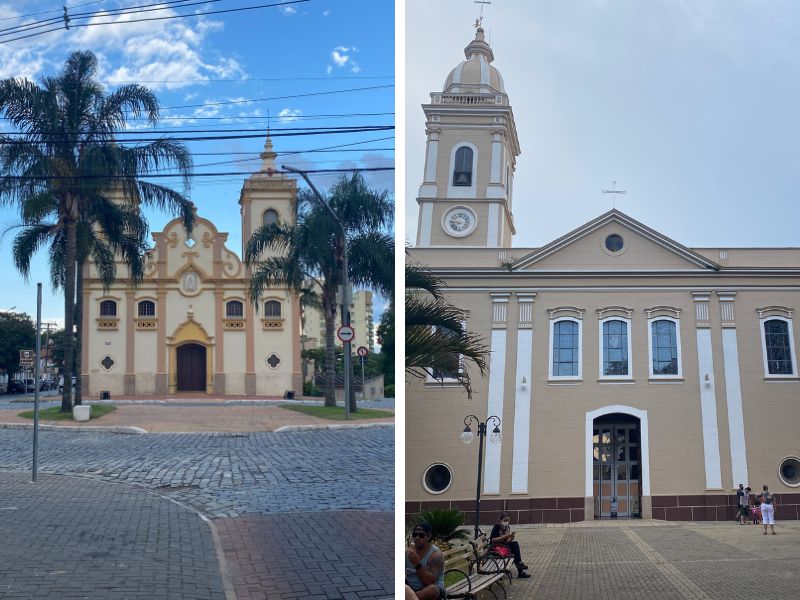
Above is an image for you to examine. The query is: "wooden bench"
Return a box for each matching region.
[442,536,511,599]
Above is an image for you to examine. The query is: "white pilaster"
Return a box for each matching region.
[418,203,433,247]
[487,203,499,247]
[490,134,502,183]
[424,134,439,183]
[483,328,507,495]
[696,327,723,489]
[511,328,532,493]
[718,292,748,487]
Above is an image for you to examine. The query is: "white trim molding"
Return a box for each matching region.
[585,405,650,498]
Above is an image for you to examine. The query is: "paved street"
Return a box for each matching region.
[0,426,393,599]
[493,521,800,599]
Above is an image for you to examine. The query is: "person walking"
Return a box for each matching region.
[759,485,776,535]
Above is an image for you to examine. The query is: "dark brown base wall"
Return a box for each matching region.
[406,497,585,525]
[651,493,800,521]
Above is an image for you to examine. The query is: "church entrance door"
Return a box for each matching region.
[177,343,206,392]
[592,415,641,518]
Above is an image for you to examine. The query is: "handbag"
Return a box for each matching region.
[489,543,512,558]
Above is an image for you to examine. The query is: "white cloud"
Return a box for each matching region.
[278,108,303,122]
[280,6,297,15]
[323,9,331,16]
[329,45,361,74]
[326,65,333,74]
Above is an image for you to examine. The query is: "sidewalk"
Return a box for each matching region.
[0,397,394,433]
[500,520,800,599]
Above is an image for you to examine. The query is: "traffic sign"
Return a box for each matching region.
[356,346,368,358]
[19,349,34,368]
[337,325,355,343]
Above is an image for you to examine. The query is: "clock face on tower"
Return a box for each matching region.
[442,206,477,237]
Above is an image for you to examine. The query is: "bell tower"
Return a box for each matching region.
[239,136,297,259]
[416,26,520,248]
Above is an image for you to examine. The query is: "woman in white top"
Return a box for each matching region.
[759,484,776,535]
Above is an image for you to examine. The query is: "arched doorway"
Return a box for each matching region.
[176,343,206,392]
[585,405,651,519]
[592,413,641,518]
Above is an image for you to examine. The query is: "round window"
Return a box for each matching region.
[778,456,800,487]
[605,234,624,252]
[422,463,453,495]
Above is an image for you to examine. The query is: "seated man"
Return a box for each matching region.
[405,522,445,599]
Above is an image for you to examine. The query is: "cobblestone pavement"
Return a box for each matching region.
[0,472,225,600]
[492,521,800,599]
[215,511,393,600]
[0,427,394,599]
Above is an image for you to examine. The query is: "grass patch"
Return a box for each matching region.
[280,404,393,421]
[18,405,117,421]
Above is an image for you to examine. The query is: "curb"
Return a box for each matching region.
[274,422,395,433]
[0,422,148,434]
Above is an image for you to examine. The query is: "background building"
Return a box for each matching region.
[303,289,375,352]
[406,26,800,524]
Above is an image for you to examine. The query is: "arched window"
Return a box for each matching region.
[650,319,678,375]
[764,319,793,375]
[552,320,579,377]
[226,300,244,319]
[602,319,629,376]
[137,300,155,317]
[263,209,279,226]
[452,146,473,186]
[264,300,281,318]
[100,300,117,317]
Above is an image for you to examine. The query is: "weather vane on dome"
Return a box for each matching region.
[474,0,491,28]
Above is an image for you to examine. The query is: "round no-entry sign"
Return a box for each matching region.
[337,325,355,343]
[357,346,368,357]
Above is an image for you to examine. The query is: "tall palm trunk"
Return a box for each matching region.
[74,259,83,405]
[322,288,337,408]
[61,216,77,412]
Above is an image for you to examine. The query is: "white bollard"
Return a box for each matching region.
[73,405,91,422]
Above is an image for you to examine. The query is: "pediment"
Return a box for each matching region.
[512,210,719,272]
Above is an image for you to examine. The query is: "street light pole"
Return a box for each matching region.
[282,166,351,420]
[461,414,502,539]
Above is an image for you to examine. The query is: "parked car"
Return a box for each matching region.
[7,380,25,394]
[58,376,77,393]
[24,379,37,392]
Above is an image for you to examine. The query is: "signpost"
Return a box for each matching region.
[337,325,355,344]
[356,346,368,403]
[20,349,34,397]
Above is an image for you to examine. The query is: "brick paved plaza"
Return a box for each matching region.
[0,426,393,599]
[490,520,800,599]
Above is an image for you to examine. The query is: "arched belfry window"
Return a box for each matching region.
[452,146,473,186]
[263,209,279,226]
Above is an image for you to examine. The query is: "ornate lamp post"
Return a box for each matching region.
[461,414,501,539]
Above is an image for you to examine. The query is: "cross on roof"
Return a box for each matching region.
[602,180,627,209]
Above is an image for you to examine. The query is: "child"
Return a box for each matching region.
[751,504,761,525]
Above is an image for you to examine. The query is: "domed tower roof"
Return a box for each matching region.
[443,26,505,94]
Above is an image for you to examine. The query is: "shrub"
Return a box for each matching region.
[411,508,470,548]
[384,384,394,397]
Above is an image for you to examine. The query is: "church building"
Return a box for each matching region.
[83,137,302,397]
[406,27,800,523]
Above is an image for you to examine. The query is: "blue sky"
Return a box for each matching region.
[0,0,394,334]
[405,0,800,250]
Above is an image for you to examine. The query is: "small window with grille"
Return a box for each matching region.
[137,300,155,317]
[264,300,281,318]
[226,300,244,318]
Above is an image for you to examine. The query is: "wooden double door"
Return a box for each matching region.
[177,343,206,392]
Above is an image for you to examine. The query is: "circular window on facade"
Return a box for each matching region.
[778,456,800,487]
[266,353,281,369]
[422,463,453,495]
[605,234,624,252]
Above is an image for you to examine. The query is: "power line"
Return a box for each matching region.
[0,125,394,145]
[0,0,312,44]
[0,0,106,24]
[1,124,394,136]
[0,111,394,123]
[1,166,394,180]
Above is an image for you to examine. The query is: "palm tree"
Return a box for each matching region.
[245,173,393,409]
[11,194,149,405]
[406,264,488,398]
[0,50,193,412]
